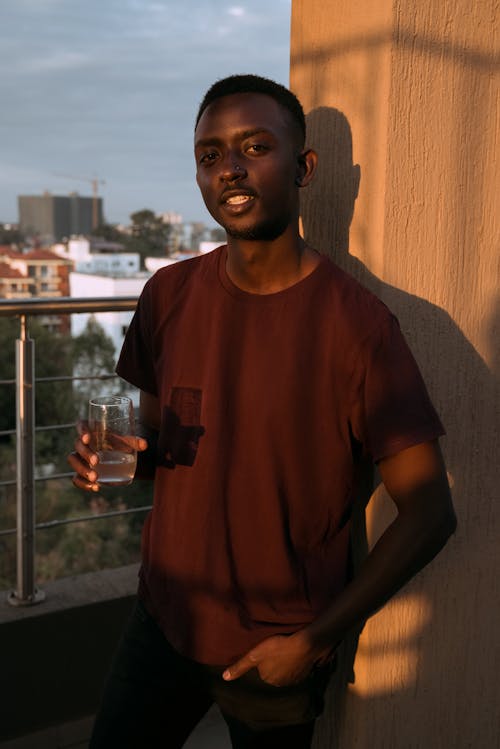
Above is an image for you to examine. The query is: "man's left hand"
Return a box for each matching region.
[222,631,328,687]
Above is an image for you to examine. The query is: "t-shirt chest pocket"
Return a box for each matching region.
[157,386,205,468]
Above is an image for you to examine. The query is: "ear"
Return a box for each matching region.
[295,148,318,188]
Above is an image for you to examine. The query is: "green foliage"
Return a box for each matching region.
[130,209,157,227]
[89,210,173,269]
[0,315,152,590]
[72,315,116,374]
[0,314,118,450]
[0,316,18,434]
[71,315,118,409]
[127,209,172,267]
[91,223,125,243]
[90,211,173,268]
[0,316,75,450]
[34,479,153,583]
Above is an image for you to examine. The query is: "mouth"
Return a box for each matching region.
[224,194,254,206]
[219,190,256,216]
[220,189,256,206]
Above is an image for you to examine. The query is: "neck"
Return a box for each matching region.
[225,229,319,294]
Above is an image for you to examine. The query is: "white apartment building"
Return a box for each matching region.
[70,271,149,358]
[54,237,140,275]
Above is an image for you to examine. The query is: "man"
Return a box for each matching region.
[69,74,456,749]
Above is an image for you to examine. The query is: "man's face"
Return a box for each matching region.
[194,93,303,241]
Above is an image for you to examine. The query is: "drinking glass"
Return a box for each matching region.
[88,395,137,486]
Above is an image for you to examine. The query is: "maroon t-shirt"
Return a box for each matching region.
[116,246,444,665]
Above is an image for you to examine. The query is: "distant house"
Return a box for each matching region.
[0,262,32,299]
[2,249,72,298]
[0,247,73,332]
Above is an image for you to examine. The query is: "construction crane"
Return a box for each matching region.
[53,173,106,231]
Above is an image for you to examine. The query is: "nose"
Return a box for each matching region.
[220,155,247,182]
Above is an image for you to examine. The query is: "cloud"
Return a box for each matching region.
[227,6,246,16]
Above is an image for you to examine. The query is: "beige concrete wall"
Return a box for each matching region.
[291,1,499,747]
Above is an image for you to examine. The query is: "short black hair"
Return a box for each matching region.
[195,74,306,145]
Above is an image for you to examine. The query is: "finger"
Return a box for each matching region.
[135,436,148,452]
[73,436,99,465]
[85,432,148,453]
[107,434,148,452]
[72,474,100,492]
[67,451,99,485]
[223,652,258,681]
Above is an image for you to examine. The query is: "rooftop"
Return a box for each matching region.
[5,248,71,263]
[0,262,25,279]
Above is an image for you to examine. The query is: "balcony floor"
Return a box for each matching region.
[0,566,232,749]
[0,705,231,748]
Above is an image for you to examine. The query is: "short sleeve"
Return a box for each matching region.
[350,314,445,462]
[115,278,157,395]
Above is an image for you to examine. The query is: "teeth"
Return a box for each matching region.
[226,195,252,205]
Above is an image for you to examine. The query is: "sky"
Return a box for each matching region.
[0,0,291,226]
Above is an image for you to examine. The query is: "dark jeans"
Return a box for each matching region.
[90,601,331,749]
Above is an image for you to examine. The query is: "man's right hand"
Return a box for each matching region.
[67,420,148,492]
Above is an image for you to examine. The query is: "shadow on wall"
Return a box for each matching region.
[301,106,500,747]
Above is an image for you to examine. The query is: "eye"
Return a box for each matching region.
[198,150,218,165]
[246,143,269,155]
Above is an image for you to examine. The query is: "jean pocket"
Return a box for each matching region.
[209,666,331,729]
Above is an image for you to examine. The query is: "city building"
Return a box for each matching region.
[0,262,32,299]
[0,246,73,332]
[65,237,149,362]
[0,248,72,298]
[18,192,104,242]
[54,236,139,276]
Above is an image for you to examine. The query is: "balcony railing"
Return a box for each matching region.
[0,296,152,606]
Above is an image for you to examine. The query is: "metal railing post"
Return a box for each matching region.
[8,315,45,606]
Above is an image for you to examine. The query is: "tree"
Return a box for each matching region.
[0,315,118,465]
[189,221,207,252]
[0,316,18,435]
[91,223,125,243]
[127,209,172,267]
[71,315,118,410]
[0,316,74,448]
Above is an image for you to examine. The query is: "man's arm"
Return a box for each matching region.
[223,439,456,686]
